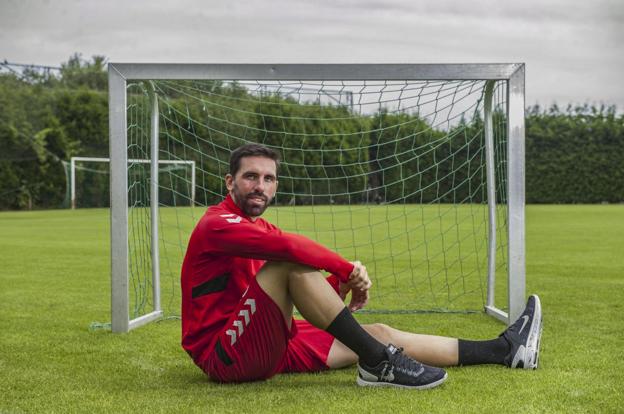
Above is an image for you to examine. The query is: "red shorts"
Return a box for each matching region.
[201,277,336,382]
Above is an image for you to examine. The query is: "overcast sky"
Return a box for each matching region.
[1,0,622,109]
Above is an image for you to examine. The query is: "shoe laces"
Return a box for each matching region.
[387,346,424,375]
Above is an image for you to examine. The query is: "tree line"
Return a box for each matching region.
[1,55,622,210]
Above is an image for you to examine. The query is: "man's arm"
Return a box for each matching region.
[205,216,354,282]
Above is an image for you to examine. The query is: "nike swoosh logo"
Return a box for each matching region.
[518,315,530,334]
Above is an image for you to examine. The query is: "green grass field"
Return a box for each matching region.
[1,205,623,413]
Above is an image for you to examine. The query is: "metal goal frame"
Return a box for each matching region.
[108,63,526,333]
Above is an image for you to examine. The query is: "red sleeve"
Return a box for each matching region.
[325,274,341,294]
[202,216,354,282]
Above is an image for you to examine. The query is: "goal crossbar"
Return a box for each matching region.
[108,63,526,333]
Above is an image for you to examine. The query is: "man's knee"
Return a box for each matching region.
[256,262,315,285]
[257,261,291,279]
[255,261,318,303]
[364,323,393,344]
[285,263,318,282]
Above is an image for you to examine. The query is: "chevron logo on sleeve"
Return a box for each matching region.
[225,298,257,347]
[219,213,242,224]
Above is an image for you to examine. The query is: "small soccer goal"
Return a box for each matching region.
[108,63,526,333]
[68,157,196,209]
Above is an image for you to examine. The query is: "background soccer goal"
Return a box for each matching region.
[68,157,195,209]
[108,64,525,333]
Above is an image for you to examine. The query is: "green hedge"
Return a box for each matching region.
[526,105,624,203]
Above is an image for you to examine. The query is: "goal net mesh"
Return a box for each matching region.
[126,78,509,318]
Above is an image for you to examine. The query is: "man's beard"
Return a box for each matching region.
[232,185,271,218]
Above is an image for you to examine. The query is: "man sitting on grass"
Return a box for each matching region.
[181,143,543,389]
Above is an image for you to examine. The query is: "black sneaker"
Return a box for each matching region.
[502,294,543,369]
[357,344,447,389]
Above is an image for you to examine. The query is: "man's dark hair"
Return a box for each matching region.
[229,143,280,177]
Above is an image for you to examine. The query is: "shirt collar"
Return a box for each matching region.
[223,193,250,220]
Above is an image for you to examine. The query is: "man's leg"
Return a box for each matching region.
[255,261,448,389]
[327,295,543,370]
[327,325,459,369]
[255,262,344,330]
[255,261,387,367]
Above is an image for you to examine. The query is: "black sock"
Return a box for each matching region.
[457,336,511,366]
[325,307,387,367]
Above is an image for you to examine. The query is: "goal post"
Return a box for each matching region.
[108,63,526,333]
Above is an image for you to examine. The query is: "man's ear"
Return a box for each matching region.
[225,174,233,191]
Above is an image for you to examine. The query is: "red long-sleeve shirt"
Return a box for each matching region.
[181,194,354,362]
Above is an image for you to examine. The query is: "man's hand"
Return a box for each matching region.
[347,286,369,312]
[340,261,372,312]
[349,260,372,291]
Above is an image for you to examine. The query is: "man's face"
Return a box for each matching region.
[226,156,278,220]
